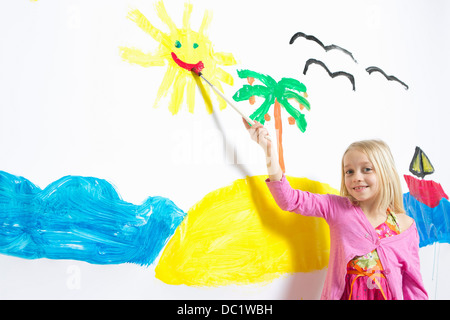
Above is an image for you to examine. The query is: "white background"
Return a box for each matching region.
[0,0,449,299]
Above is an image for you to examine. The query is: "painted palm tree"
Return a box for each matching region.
[232,69,310,173]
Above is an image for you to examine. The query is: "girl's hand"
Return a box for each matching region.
[242,118,282,180]
[242,118,272,155]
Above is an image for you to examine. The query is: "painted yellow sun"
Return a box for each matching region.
[120,1,237,115]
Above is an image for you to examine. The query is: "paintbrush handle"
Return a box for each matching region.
[199,74,272,141]
[200,75,253,124]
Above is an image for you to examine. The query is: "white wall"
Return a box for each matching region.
[0,0,449,299]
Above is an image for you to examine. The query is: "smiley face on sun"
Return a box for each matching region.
[120,1,237,115]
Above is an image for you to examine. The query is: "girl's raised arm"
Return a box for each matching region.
[242,118,283,181]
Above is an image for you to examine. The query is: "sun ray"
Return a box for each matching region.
[168,72,187,115]
[186,77,196,113]
[127,9,172,50]
[153,65,178,109]
[154,1,178,37]
[214,67,234,86]
[193,75,214,114]
[198,83,214,114]
[198,10,213,37]
[181,3,193,62]
[213,52,237,66]
[203,84,214,114]
[182,2,193,31]
[119,47,166,67]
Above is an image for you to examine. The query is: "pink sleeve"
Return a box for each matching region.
[402,225,429,300]
[265,174,338,222]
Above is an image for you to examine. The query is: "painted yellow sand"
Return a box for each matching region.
[155,175,338,286]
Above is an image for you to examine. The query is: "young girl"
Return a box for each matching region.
[243,119,428,300]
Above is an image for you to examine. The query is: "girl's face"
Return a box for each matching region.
[343,149,380,207]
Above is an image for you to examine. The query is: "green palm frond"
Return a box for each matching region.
[277,96,308,132]
[282,90,310,111]
[277,77,310,111]
[278,78,307,93]
[249,98,275,125]
[232,85,272,101]
[276,77,310,131]
[236,69,277,88]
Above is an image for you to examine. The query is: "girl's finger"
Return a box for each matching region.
[242,117,258,129]
[242,117,252,129]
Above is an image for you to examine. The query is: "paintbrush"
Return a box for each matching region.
[191,65,271,141]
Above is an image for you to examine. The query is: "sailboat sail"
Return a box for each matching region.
[409,146,435,178]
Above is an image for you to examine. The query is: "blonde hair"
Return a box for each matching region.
[340,139,405,213]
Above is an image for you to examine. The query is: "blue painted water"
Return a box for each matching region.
[0,171,186,266]
[404,192,450,247]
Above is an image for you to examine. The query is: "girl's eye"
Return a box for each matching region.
[345,170,353,175]
[193,43,199,49]
[364,168,373,172]
[175,40,182,48]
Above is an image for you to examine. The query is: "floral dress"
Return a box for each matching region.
[340,209,401,300]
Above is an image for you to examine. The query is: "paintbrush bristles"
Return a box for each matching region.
[191,69,202,76]
[190,64,204,76]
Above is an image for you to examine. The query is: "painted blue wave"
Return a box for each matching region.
[0,171,186,266]
[404,192,450,247]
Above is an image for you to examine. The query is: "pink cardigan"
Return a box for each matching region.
[266,175,428,300]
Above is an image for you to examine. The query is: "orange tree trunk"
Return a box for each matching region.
[274,99,285,173]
